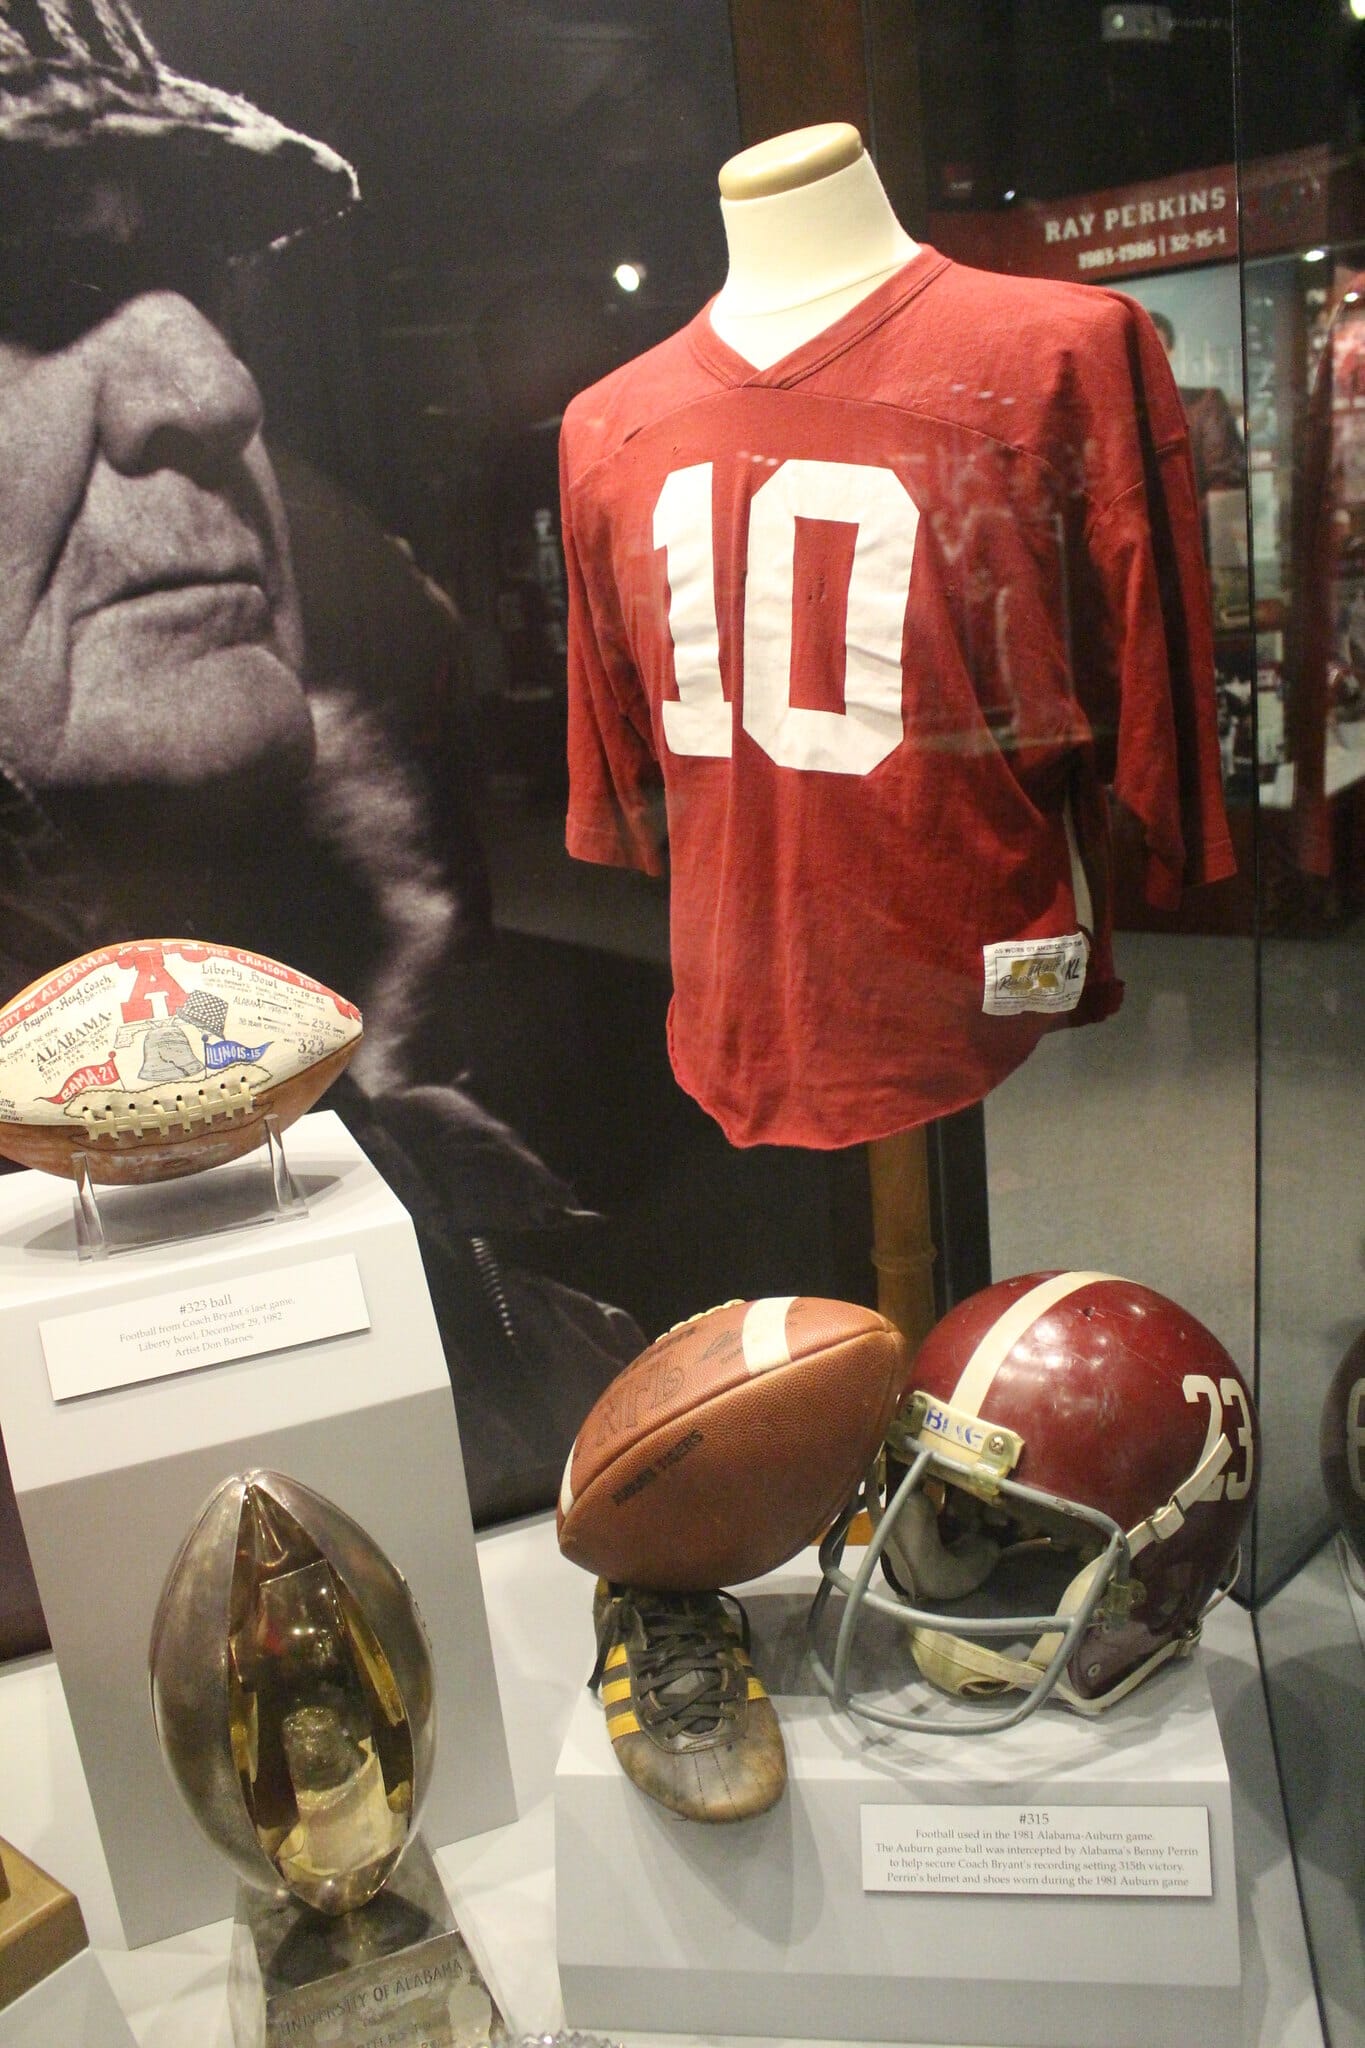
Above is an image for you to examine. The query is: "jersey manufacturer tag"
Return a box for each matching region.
[982,933,1088,1016]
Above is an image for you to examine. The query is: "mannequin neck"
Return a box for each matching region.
[711,148,919,369]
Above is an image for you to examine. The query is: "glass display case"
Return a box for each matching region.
[0,1,1359,2041]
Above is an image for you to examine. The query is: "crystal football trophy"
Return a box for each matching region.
[150,1471,506,2047]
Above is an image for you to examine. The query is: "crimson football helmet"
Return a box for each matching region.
[1321,1329,1365,1595]
[809,1271,1259,1732]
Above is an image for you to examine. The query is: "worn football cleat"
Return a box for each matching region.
[588,1581,787,1823]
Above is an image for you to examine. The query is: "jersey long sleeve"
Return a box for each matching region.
[561,247,1235,1149]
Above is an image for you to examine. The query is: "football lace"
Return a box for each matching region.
[657,1297,745,1342]
[73,1075,257,1142]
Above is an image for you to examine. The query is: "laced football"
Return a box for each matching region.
[0,939,362,1183]
[559,1296,909,1591]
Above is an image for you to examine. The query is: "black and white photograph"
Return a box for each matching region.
[0,0,763,1553]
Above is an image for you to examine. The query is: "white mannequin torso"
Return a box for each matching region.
[709,123,919,370]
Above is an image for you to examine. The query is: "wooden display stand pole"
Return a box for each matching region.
[867,1125,938,1351]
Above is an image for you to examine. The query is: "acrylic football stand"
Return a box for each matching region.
[69,1111,306,1260]
[0,1109,515,1967]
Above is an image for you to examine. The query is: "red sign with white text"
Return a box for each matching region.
[929,149,1330,284]
[931,167,1233,283]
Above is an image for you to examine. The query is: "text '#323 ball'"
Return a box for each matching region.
[557,1296,909,1593]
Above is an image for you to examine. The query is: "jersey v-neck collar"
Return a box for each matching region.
[687,244,952,390]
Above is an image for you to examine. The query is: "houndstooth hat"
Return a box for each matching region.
[0,0,357,251]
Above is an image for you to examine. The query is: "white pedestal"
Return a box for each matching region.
[556,1577,1240,2047]
[0,1110,514,1950]
[1257,1542,1365,2045]
[0,1946,136,2046]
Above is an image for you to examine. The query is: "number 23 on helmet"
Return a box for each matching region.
[809,1271,1259,1733]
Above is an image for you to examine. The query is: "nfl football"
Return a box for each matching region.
[557,1295,909,1592]
[0,940,363,1184]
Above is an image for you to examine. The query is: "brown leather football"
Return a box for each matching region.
[557,1296,909,1592]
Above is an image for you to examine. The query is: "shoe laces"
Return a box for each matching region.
[592,1589,751,1738]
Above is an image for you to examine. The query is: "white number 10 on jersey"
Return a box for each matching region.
[653,458,920,776]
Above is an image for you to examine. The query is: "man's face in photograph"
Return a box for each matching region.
[0,173,310,802]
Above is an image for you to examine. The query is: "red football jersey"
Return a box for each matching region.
[561,248,1235,1148]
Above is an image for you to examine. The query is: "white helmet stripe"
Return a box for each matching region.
[742,1296,795,1373]
[950,1271,1120,1420]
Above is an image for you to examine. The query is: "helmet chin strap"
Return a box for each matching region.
[1126,1431,1234,1555]
[908,1621,1194,1715]
[906,1431,1236,1714]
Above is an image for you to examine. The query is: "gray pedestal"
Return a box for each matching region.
[0,1110,514,1949]
[556,1576,1240,2046]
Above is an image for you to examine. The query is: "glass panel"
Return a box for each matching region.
[915,6,1257,1467]
[1242,15,1365,1592]
[0,0,740,1541]
[1238,5,1365,2039]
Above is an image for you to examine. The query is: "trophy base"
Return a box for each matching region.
[227,1835,506,2048]
[0,1837,88,2009]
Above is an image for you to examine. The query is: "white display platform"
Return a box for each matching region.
[1257,1541,1365,2046]
[557,1578,1240,2047]
[0,1945,136,2046]
[0,1110,514,1949]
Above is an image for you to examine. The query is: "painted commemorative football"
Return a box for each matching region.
[557,1295,909,1592]
[0,940,363,1184]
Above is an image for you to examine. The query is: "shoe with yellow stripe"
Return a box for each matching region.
[588,1581,787,1823]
